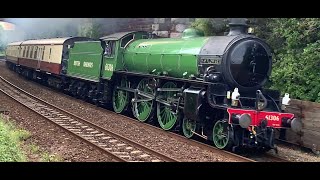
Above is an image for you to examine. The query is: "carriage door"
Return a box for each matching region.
[102,40,117,80]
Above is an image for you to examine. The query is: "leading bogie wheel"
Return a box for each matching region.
[182,118,196,138]
[212,120,233,150]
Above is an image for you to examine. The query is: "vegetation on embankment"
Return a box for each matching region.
[0,114,30,161]
[0,114,63,162]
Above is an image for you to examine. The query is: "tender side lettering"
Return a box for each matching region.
[105,63,114,71]
[83,62,94,68]
[73,61,81,66]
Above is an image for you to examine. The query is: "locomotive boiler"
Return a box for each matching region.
[123,19,271,92]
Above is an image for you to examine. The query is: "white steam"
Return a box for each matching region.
[5,18,83,40]
[0,18,146,52]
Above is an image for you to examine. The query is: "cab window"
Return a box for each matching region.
[104,41,116,57]
[120,34,134,48]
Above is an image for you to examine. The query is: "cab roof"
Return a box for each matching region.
[100,31,148,41]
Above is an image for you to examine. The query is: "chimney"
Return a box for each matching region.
[227,18,248,36]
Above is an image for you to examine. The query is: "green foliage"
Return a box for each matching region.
[27,142,63,162]
[0,115,28,162]
[255,18,320,102]
[190,18,228,36]
[191,18,215,36]
[29,143,40,154]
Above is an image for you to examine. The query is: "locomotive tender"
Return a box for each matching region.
[5,19,302,152]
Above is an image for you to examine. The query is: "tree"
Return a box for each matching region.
[190,18,228,36]
[265,18,320,102]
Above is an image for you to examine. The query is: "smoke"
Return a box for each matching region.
[0,18,129,44]
[0,18,86,51]
[0,18,149,50]
[5,18,84,40]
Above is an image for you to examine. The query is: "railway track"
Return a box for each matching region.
[245,154,289,162]
[276,138,320,155]
[262,153,290,162]
[238,151,290,162]
[0,74,285,162]
[0,76,178,162]
[114,113,288,162]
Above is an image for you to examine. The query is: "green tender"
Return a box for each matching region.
[67,41,102,82]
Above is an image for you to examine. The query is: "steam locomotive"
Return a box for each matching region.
[5,18,302,152]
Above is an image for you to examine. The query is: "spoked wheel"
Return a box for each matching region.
[182,118,196,138]
[213,120,233,150]
[112,77,129,114]
[157,82,179,130]
[132,78,155,122]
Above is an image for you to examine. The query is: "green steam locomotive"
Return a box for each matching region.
[5,19,301,152]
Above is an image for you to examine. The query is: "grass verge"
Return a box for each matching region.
[0,114,30,161]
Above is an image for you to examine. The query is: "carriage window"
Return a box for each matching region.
[42,47,45,60]
[34,47,38,59]
[37,48,40,59]
[49,48,52,59]
[26,47,29,58]
[30,46,33,58]
[121,34,134,48]
[37,48,41,59]
[104,41,116,57]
